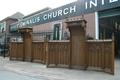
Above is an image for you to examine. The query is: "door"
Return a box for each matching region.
[53,24,60,40]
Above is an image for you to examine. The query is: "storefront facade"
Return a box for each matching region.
[10,0,120,41]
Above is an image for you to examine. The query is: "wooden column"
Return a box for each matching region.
[18,28,33,61]
[44,36,49,67]
[111,34,115,74]
[66,20,87,69]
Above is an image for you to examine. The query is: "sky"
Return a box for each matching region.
[0,0,77,20]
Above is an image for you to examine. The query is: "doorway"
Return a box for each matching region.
[99,14,120,57]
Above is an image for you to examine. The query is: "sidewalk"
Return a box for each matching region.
[0,57,116,80]
[115,59,120,80]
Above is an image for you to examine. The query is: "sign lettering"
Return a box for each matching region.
[10,0,120,31]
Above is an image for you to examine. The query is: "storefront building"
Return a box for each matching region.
[0,12,24,44]
[10,0,120,54]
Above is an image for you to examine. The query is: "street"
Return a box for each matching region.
[0,57,118,80]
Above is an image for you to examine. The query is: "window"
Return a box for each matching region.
[0,22,6,33]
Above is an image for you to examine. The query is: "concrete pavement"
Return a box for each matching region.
[0,57,118,80]
[115,59,120,80]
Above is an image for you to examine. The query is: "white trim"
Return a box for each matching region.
[95,12,99,39]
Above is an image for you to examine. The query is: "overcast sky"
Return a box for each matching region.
[0,0,77,20]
